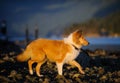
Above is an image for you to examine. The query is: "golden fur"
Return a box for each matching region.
[16,30,89,77]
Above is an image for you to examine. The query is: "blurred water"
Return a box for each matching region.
[9,36,120,51]
[84,37,120,51]
[86,37,120,45]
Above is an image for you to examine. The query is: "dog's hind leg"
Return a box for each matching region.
[28,60,35,75]
[34,51,47,77]
[36,59,46,77]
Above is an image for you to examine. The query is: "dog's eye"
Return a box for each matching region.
[81,36,83,39]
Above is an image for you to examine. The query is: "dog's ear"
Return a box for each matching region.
[75,29,82,34]
[73,29,82,38]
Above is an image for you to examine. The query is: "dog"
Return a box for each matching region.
[16,30,89,77]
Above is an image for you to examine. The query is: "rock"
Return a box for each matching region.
[25,75,38,82]
[93,66,97,70]
[43,78,49,83]
[86,50,97,57]
[94,49,107,56]
[0,75,10,82]
[8,70,17,77]
[9,52,15,56]
[114,78,120,83]
[0,59,5,63]
[85,67,90,73]
[38,78,44,83]
[100,75,107,81]
[3,55,9,61]
[55,75,69,83]
[91,79,97,83]
[117,71,120,77]
[15,74,22,80]
[72,73,80,78]
[98,67,105,75]
[106,72,112,78]
[75,77,82,83]
[86,49,107,57]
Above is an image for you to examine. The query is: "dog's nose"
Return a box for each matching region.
[88,42,90,45]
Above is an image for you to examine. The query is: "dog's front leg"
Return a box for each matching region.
[56,62,63,75]
[68,60,85,74]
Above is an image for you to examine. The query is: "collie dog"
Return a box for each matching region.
[17,30,89,77]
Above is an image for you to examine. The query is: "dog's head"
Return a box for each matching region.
[72,29,89,47]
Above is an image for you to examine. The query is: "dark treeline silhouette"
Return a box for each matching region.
[63,11,120,37]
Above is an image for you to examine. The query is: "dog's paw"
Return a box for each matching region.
[80,70,85,75]
[38,74,44,77]
[29,70,33,75]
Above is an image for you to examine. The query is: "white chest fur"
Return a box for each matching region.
[64,46,80,63]
[63,33,81,63]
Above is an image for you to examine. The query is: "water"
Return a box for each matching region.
[83,37,120,51]
[86,37,120,45]
[9,36,120,51]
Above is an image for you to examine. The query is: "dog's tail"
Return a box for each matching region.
[16,49,31,62]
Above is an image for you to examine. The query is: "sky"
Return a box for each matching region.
[0,0,119,37]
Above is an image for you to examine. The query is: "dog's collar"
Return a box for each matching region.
[72,44,80,51]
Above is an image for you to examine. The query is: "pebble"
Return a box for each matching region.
[0,76,10,82]
[0,59,5,63]
[114,78,120,83]
[8,70,17,77]
[100,75,107,81]
[72,73,80,78]
[43,78,49,83]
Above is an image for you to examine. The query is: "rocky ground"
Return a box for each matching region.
[0,40,120,83]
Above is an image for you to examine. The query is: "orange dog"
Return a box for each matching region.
[17,30,89,77]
